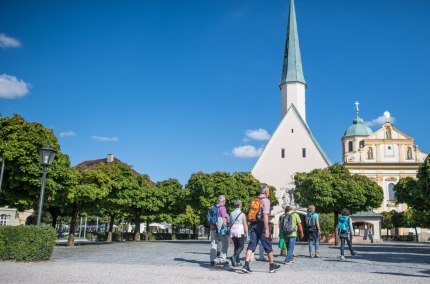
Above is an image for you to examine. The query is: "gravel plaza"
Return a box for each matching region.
[1,241,429,283]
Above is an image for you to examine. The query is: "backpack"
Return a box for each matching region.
[281,213,295,236]
[338,216,350,234]
[247,197,263,222]
[207,205,219,226]
[306,213,315,228]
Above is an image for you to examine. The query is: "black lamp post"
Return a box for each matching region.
[37,145,56,226]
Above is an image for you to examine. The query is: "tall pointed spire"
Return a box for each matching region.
[280,0,306,86]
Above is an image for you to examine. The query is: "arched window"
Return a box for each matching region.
[348,141,353,152]
[367,147,373,160]
[407,147,413,160]
[359,140,365,149]
[388,183,396,201]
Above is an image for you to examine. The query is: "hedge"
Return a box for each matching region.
[0,225,57,261]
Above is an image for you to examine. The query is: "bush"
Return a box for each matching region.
[319,213,334,236]
[0,225,57,261]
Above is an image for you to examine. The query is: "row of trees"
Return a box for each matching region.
[0,114,276,246]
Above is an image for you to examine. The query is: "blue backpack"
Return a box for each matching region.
[207,205,219,226]
[338,216,350,234]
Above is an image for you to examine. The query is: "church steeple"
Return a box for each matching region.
[280,0,307,120]
[280,0,306,86]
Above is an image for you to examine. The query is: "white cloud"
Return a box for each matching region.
[0,74,30,99]
[91,135,119,142]
[232,145,264,158]
[0,33,21,48]
[244,128,271,141]
[365,114,396,127]
[60,131,76,137]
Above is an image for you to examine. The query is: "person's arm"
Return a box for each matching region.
[316,215,320,232]
[264,213,270,238]
[242,214,248,236]
[298,223,304,239]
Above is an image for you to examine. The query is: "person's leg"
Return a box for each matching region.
[220,234,228,261]
[308,239,313,255]
[346,237,354,255]
[285,237,296,263]
[210,230,219,262]
[244,225,257,262]
[315,237,320,256]
[340,237,345,256]
[259,244,264,259]
[236,237,245,260]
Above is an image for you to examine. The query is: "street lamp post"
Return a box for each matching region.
[37,145,56,226]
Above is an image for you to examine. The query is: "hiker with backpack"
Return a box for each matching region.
[306,205,320,258]
[338,208,356,260]
[208,195,229,265]
[280,205,304,265]
[229,200,248,267]
[242,185,281,273]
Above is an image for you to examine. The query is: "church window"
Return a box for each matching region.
[348,141,353,152]
[291,129,294,133]
[388,183,396,201]
[367,147,373,160]
[359,140,365,149]
[407,147,413,160]
[302,148,306,158]
[281,148,285,158]
[0,215,7,226]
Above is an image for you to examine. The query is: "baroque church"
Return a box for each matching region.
[252,0,428,241]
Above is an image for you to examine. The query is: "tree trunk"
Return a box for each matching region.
[134,210,141,241]
[146,220,150,232]
[334,212,339,246]
[49,208,58,229]
[193,224,197,240]
[414,227,419,242]
[107,213,115,243]
[67,202,79,247]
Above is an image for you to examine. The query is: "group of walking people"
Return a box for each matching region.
[208,185,356,273]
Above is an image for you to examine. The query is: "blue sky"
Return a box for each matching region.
[1,0,429,185]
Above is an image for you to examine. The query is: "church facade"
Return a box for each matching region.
[251,0,330,237]
[342,106,428,239]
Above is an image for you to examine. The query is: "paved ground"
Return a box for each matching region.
[1,241,430,283]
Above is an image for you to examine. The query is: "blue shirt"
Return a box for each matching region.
[306,212,318,226]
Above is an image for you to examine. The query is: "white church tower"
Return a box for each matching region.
[252,0,330,236]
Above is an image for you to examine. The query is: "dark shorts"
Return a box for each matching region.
[246,222,272,253]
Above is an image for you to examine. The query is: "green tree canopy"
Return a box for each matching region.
[0,114,75,224]
[185,171,278,224]
[294,164,384,242]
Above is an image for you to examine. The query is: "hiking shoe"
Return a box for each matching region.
[210,261,216,266]
[284,260,293,265]
[230,256,237,267]
[236,260,242,267]
[269,263,281,273]
[309,253,313,258]
[340,255,345,261]
[351,251,357,256]
[242,265,252,273]
[314,252,320,258]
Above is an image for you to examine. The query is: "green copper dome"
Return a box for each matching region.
[344,115,373,137]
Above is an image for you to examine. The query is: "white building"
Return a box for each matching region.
[342,106,428,240]
[251,0,330,237]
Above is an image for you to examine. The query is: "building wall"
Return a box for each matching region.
[0,207,33,226]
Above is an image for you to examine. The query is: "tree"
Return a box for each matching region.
[0,114,74,226]
[116,174,163,241]
[91,161,138,242]
[394,156,430,241]
[185,171,278,225]
[67,167,111,246]
[294,164,384,244]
